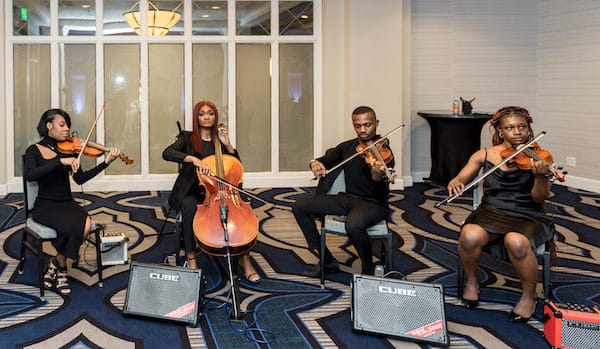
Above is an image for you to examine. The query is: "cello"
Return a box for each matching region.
[193,136,258,320]
[192,138,258,256]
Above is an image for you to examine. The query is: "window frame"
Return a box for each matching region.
[3,0,322,191]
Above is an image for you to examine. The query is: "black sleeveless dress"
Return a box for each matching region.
[463,160,554,248]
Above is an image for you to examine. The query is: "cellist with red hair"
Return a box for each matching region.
[163,101,260,283]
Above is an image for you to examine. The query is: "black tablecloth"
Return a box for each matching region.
[418,111,493,185]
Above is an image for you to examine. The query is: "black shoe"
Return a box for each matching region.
[303,259,340,277]
[362,265,375,276]
[509,310,531,323]
[461,298,480,309]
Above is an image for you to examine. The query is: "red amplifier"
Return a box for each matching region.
[543,299,600,349]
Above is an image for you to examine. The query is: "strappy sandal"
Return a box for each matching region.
[185,257,198,270]
[55,269,71,296]
[239,260,261,283]
[245,272,261,284]
[43,258,58,289]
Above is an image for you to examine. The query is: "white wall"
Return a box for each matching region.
[411,0,600,193]
[322,0,406,189]
[411,0,537,180]
[536,0,600,191]
[0,4,6,194]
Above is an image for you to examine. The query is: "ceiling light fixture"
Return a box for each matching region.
[123,1,182,36]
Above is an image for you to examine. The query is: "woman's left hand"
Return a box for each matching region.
[530,158,551,178]
[218,125,231,146]
[105,148,121,164]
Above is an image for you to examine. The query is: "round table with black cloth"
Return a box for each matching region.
[418,110,493,185]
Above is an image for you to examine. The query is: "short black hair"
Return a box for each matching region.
[37,109,71,137]
[351,106,376,119]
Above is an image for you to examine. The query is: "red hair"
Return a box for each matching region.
[190,100,219,154]
[489,106,534,145]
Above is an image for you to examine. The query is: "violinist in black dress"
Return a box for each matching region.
[292,106,394,277]
[23,109,120,295]
[447,106,556,323]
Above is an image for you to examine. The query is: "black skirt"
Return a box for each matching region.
[32,198,88,259]
[464,202,553,249]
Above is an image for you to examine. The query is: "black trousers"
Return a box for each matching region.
[181,193,205,253]
[292,193,388,273]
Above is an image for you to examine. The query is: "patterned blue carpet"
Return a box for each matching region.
[1,183,599,348]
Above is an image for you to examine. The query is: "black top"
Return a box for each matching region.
[23,137,108,201]
[162,131,240,212]
[315,137,394,204]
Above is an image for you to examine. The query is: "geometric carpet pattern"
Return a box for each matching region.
[0,183,599,348]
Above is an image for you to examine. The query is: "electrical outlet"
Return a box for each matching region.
[566,156,576,167]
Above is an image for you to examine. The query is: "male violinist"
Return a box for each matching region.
[292,106,395,277]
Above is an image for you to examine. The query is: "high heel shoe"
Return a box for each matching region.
[239,259,260,283]
[461,284,480,309]
[509,310,531,323]
[461,298,479,309]
[43,258,59,289]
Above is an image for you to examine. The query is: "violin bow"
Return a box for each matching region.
[313,123,405,180]
[435,131,547,207]
[196,169,292,211]
[76,105,105,163]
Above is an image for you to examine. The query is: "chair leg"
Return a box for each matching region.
[543,250,551,299]
[320,230,326,289]
[94,227,104,287]
[175,213,182,256]
[385,234,393,272]
[457,260,464,301]
[36,238,45,298]
[17,230,27,274]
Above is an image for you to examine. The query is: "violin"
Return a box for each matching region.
[500,141,565,182]
[356,139,393,165]
[356,138,396,182]
[312,124,405,180]
[436,131,561,207]
[57,135,134,165]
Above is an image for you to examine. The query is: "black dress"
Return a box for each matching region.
[464,160,554,248]
[23,137,108,259]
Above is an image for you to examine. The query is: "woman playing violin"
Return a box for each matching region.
[162,101,259,283]
[23,109,121,296]
[447,106,555,323]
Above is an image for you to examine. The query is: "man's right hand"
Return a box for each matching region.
[310,160,327,178]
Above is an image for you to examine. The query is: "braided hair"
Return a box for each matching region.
[489,106,534,145]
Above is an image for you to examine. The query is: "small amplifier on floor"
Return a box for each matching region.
[544,299,600,349]
[123,262,205,326]
[100,233,128,265]
[351,274,449,346]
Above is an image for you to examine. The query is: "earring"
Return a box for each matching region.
[498,133,503,139]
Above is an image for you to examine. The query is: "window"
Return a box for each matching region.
[7,0,319,189]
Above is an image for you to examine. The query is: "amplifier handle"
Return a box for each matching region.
[544,299,563,319]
